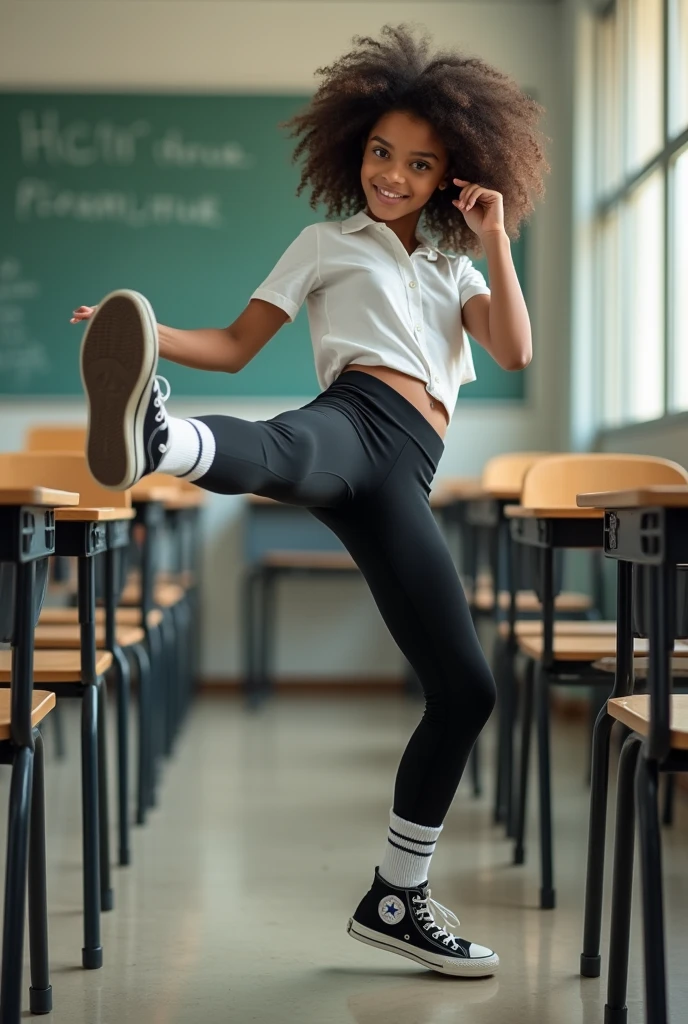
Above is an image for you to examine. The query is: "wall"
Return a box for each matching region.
[0,1,569,680]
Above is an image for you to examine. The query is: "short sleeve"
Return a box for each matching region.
[250,225,320,322]
[457,256,490,308]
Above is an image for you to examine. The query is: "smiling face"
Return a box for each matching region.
[361,109,449,224]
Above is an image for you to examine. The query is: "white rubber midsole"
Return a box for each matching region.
[347,918,499,977]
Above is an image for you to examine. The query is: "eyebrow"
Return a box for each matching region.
[370,135,439,161]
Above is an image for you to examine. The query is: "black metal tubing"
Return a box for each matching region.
[513,658,535,865]
[80,680,102,970]
[581,559,634,977]
[635,752,668,1024]
[648,564,675,764]
[0,746,34,1024]
[28,728,51,1015]
[605,733,642,1024]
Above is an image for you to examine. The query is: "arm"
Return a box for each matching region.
[72,298,289,373]
[461,231,532,372]
[158,299,289,373]
[452,178,532,372]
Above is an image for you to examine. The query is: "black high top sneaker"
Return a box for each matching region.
[347,867,499,978]
[80,290,170,490]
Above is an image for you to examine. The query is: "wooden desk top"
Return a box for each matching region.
[131,481,181,503]
[164,490,206,510]
[55,507,137,522]
[577,486,688,509]
[505,504,604,520]
[0,487,79,507]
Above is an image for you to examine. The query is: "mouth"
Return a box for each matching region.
[372,184,410,206]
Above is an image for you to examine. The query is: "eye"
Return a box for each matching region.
[372,146,388,159]
[412,161,430,172]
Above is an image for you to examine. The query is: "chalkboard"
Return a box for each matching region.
[0,92,526,401]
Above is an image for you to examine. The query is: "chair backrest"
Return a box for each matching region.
[25,424,87,453]
[481,452,552,495]
[521,453,688,509]
[0,452,131,508]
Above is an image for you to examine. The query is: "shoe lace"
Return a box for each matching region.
[153,375,170,424]
[412,890,461,950]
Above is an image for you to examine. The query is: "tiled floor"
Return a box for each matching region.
[0,694,686,1023]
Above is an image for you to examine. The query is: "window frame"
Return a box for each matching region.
[593,0,688,427]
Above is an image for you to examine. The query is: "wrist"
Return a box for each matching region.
[479,226,509,246]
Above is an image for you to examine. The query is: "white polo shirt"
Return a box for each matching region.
[251,210,490,418]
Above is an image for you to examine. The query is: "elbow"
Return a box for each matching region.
[504,349,532,372]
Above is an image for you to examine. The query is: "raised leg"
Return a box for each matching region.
[604,734,642,1024]
[81,684,102,969]
[635,754,668,1024]
[535,663,555,909]
[513,658,535,865]
[111,646,131,866]
[28,729,52,1015]
[0,747,34,1024]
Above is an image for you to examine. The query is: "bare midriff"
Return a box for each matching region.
[340,364,449,439]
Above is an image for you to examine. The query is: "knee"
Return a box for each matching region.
[427,656,496,728]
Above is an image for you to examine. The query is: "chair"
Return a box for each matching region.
[507,454,688,911]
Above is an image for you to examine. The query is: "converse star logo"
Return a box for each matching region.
[378,895,405,925]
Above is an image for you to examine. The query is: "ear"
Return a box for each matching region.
[438,182,447,191]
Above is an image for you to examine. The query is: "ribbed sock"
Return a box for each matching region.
[378,809,443,888]
[158,416,216,481]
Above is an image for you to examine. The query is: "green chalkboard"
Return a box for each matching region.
[0,92,526,400]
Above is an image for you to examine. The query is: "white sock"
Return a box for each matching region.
[378,809,443,888]
[157,417,216,482]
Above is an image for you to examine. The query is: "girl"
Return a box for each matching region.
[72,25,547,978]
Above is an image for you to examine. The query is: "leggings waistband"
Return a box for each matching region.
[322,371,445,468]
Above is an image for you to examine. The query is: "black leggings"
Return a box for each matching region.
[195,371,496,826]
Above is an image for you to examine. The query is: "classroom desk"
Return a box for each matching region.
[503,503,604,908]
[0,485,78,1020]
[576,485,688,1024]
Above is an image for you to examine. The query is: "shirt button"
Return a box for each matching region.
[434,375,440,383]
[409,281,417,288]
[415,324,422,332]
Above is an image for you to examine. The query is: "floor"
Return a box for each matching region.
[0,693,687,1024]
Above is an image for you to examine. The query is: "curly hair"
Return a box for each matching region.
[281,24,549,255]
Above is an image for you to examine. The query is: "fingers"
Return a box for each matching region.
[453,179,483,211]
[69,305,95,324]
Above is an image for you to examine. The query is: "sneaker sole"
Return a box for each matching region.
[346,918,499,978]
[80,290,158,490]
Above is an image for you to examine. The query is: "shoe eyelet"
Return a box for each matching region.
[404,935,410,941]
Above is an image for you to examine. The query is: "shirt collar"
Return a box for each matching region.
[340,211,454,262]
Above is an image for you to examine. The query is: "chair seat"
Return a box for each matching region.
[473,587,592,614]
[259,551,358,571]
[607,694,688,750]
[119,581,185,608]
[498,619,617,639]
[593,656,688,679]
[39,606,164,629]
[517,633,688,662]
[34,624,145,650]
[0,649,113,683]
[0,690,56,740]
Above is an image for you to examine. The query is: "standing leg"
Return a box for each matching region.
[28,729,52,1015]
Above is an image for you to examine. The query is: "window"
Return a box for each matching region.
[669,0,688,135]
[593,0,688,424]
[670,146,688,409]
